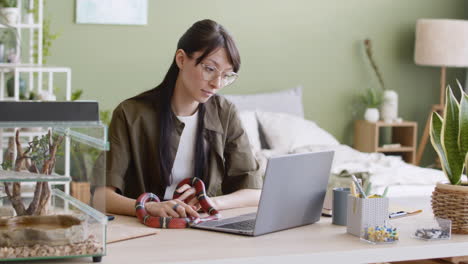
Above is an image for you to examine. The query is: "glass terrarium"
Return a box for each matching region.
[0,101,108,262]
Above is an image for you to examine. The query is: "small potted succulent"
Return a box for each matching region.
[361,87,383,122]
[430,81,468,234]
[0,0,18,25]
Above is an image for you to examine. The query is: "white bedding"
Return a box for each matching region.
[295,145,445,188]
[372,185,437,197]
[254,144,446,197]
[224,88,446,198]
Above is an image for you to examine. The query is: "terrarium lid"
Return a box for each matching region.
[0,170,71,182]
[0,101,99,122]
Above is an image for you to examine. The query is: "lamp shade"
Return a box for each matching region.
[414,19,468,67]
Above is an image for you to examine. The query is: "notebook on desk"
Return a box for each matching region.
[192,151,334,236]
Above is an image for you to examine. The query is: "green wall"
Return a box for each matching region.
[45,0,467,165]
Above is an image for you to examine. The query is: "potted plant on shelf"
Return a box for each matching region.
[6,72,26,98]
[430,81,468,234]
[0,10,19,64]
[0,0,18,25]
[360,39,384,122]
[360,86,383,122]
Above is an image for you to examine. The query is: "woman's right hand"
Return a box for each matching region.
[144,199,200,218]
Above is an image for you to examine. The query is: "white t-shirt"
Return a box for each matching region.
[163,111,199,200]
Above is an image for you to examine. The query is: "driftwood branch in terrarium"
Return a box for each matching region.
[30,131,64,215]
[27,183,44,215]
[13,131,34,213]
[0,130,64,216]
[2,138,14,206]
[3,131,33,216]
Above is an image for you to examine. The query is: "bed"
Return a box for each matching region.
[222,86,446,202]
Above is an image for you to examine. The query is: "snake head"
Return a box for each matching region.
[189,217,201,226]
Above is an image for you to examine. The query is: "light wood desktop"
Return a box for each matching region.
[40,197,468,264]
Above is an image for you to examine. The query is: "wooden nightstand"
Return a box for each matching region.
[354,120,418,164]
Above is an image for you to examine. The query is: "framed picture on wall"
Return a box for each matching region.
[76,0,148,25]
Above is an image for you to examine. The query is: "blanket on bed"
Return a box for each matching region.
[254,144,446,196]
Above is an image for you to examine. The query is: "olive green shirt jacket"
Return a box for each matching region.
[106,89,263,200]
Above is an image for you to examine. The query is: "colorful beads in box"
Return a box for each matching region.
[362,225,399,244]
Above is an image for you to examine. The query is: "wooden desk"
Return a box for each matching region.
[38,197,468,264]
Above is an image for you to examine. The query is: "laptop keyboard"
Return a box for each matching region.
[217,219,255,230]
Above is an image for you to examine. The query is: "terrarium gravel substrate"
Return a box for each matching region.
[0,235,103,259]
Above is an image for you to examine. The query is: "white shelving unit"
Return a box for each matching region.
[0,0,72,100]
[0,65,71,100]
[0,0,72,195]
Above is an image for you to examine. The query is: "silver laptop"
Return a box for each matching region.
[192,151,334,236]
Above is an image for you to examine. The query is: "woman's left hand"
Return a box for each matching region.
[176,184,217,212]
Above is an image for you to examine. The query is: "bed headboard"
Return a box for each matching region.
[222,86,304,117]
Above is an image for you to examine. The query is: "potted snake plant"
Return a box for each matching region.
[430,81,468,234]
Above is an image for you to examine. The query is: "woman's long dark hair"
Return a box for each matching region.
[149,19,240,187]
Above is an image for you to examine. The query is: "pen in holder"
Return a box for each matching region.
[346,195,389,236]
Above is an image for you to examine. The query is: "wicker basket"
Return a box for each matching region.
[431,182,468,234]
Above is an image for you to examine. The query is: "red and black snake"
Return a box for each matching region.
[135,177,220,228]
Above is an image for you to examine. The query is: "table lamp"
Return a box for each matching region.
[414,19,468,165]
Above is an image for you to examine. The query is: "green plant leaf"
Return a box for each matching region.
[360,87,383,108]
[0,0,17,8]
[71,89,83,101]
[100,110,111,126]
[442,86,464,185]
[364,181,372,196]
[430,112,451,182]
[458,86,468,155]
[1,160,12,170]
[381,186,389,197]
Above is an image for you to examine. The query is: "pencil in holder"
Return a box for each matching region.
[346,195,389,236]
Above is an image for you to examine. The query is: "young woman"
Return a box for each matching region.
[104,19,263,219]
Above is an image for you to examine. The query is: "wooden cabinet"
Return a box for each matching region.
[354,120,418,164]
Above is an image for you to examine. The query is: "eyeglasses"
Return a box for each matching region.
[200,63,238,87]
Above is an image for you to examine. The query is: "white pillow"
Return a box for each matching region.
[238,111,261,151]
[222,86,304,118]
[256,111,339,152]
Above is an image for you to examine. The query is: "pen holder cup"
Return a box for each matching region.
[346,195,389,237]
